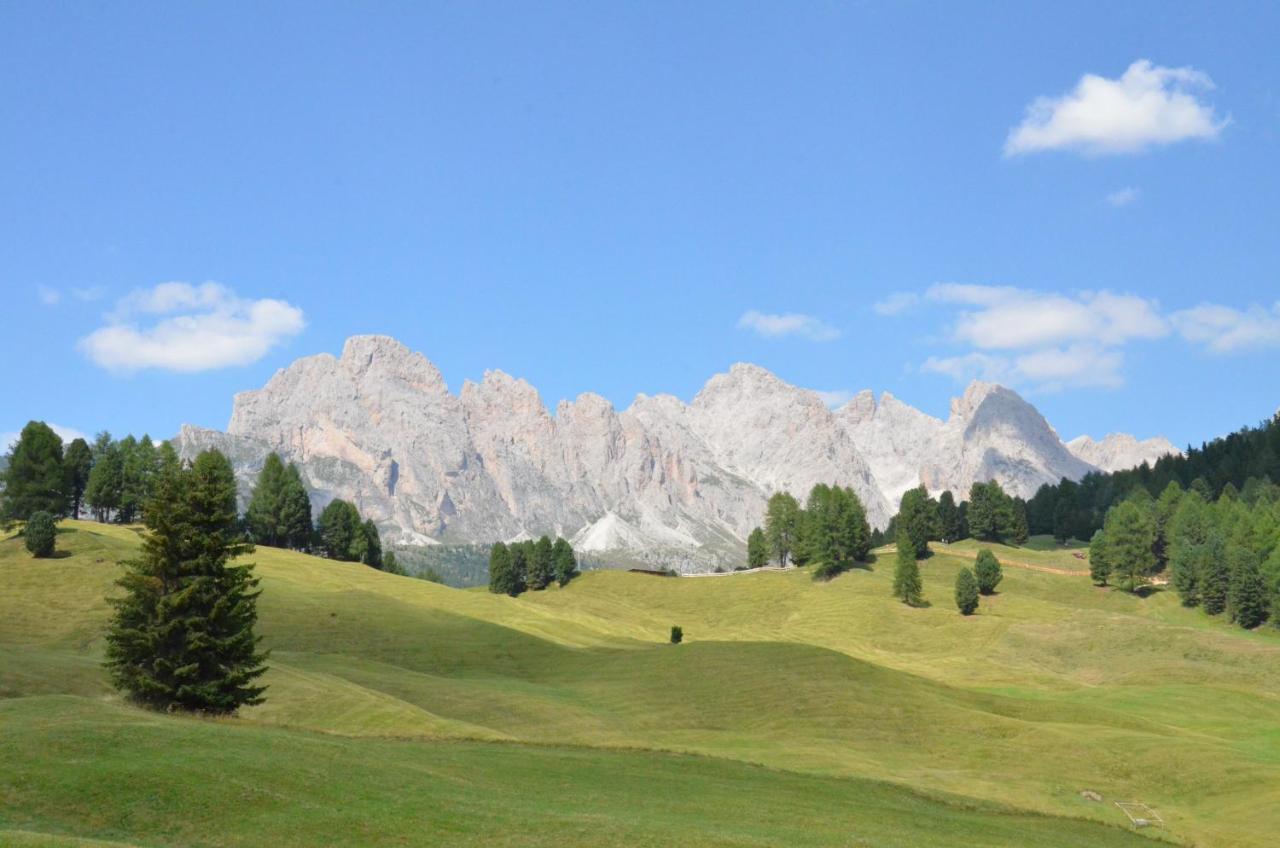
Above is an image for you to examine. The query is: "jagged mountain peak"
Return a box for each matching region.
[1067,433,1181,473]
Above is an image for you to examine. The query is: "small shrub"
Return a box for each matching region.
[974,549,1003,595]
[670,625,683,644]
[24,511,56,558]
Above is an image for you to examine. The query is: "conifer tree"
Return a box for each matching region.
[105,449,267,713]
[488,542,515,595]
[937,490,963,543]
[1088,529,1111,586]
[764,491,800,566]
[24,510,57,557]
[838,486,872,561]
[892,528,923,606]
[895,486,935,559]
[279,464,314,550]
[317,499,363,561]
[246,453,288,546]
[1199,531,1230,615]
[552,537,578,586]
[63,438,94,520]
[508,543,530,595]
[1,421,67,523]
[360,519,382,569]
[1102,500,1156,592]
[526,535,554,589]
[954,567,979,615]
[746,527,768,569]
[973,548,1002,595]
[1228,545,1269,629]
[85,433,123,522]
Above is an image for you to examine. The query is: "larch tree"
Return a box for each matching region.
[892,527,923,606]
[764,491,801,566]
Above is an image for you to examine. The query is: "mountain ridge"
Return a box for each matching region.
[175,335,1179,569]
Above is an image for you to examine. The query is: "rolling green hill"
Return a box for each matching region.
[4,521,1279,846]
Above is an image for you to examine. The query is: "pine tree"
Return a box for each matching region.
[837,486,872,561]
[552,537,578,586]
[1088,529,1111,586]
[63,438,94,520]
[895,486,935,559]
[1152,481,1184,570]
[85,434,123,522]
[973,548,1002,595]
[1200,531,1230,616]
[1169,492,1212,606]
[1102,500,1156,592]
[317,499,362,561]
[764,491,800,566]
[105,449,267,714]
[1228,545,1269,629]
[746,527,768,568]
[488,542,516,595]
[279,464,314,550]
[527,535,555,589]
[954,567,979,615]
[892,528,923,606]
[24,510,57,557]
[937,490,963,543]
[1,421,67,523]
[360,519,382,569]
[507,543,530,595]
[246,453,288,546]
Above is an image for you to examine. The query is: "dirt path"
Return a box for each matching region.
[930,545,1090,577]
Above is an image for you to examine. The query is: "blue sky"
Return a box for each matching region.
[2,1,1278,451]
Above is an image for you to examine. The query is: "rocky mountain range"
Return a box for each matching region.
[175,335,1179,569]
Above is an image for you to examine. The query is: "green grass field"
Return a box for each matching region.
[4,522,1278,847]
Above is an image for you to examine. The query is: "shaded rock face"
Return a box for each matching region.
[174,336,1171,570]
[1066,433,1181,473]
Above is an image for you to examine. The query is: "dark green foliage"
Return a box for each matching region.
[1228,545,1269,629]
[526,535,555,590]
[801,484,872,568]
[1101,500,1156,592]
[892,528,923,606]
[894,486,935,559]
[1152,481,1184,571]
[1088,530,1111,586]
[85,433,123,521]
[937,490,964,542]
[954,567,979,615]
[1,421,67,522]
[965,481,1023,545]
[359,519,382,569]
[973,549,1002,595]
[746,527,768,569]
[105,449,268,714]
[381,550,405,576]
[488,542,518,595]
[317,499,363,561]
[552,537,578,586]
[508,543,531,595]
[63,438,93,520]
[669,625,683,644]
[24,510,57,557]
[279,464,314,550]
[1199,532,1230,616]
[764,492,800,566]
[1169,492,1212,606]
[246,453,288,547]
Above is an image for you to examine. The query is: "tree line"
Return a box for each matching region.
[753,483,872,579]
[1088,477,1279,630]
[488,537,579,595]
[1027,414,1280,543]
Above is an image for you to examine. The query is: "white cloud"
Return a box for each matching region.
[921,345,1124,392]
[926,284,1168,350]
[1171,302,1280,353]
[80,282,306,373]
[38,285,61,306]
[872,292,919,316]
[1005,60,1225,156]
[737,310,840,342]
[1105,187,1140,207]
[813,389,854,409]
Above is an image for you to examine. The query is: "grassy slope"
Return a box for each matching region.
[4,523,1278,846]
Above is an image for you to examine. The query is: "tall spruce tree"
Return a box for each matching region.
[508,543,530,595]
[360,519,383,569]
[892,528,923,606]
[85,434,123,522]
[63,437,94,520]
[552,537,578,586]
[105,449,267,714]
[1199,531,1230,616]
[937,490,963,543]
[246,453,289,547]
[1228,545,1269,629]
[317,499,363,561]
[1,421,67,523]
[954,567,979,615]
[764,491,801,566]
[526,535,555,590]
[746,527,768,568]
[488,542,516,595]
[279,464,314,550]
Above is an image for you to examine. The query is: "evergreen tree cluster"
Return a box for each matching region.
[487,536,579,596]
[750,483,872,579]
[84,432,180,524]
[879,481,1026,555]
[0,421,119,525]
[1089,478,1280,630]
[245,453,313,550]
[1028,413,1280,543]
[316,499,383,568]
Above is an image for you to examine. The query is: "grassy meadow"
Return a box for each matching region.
[3,521,1279,846]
